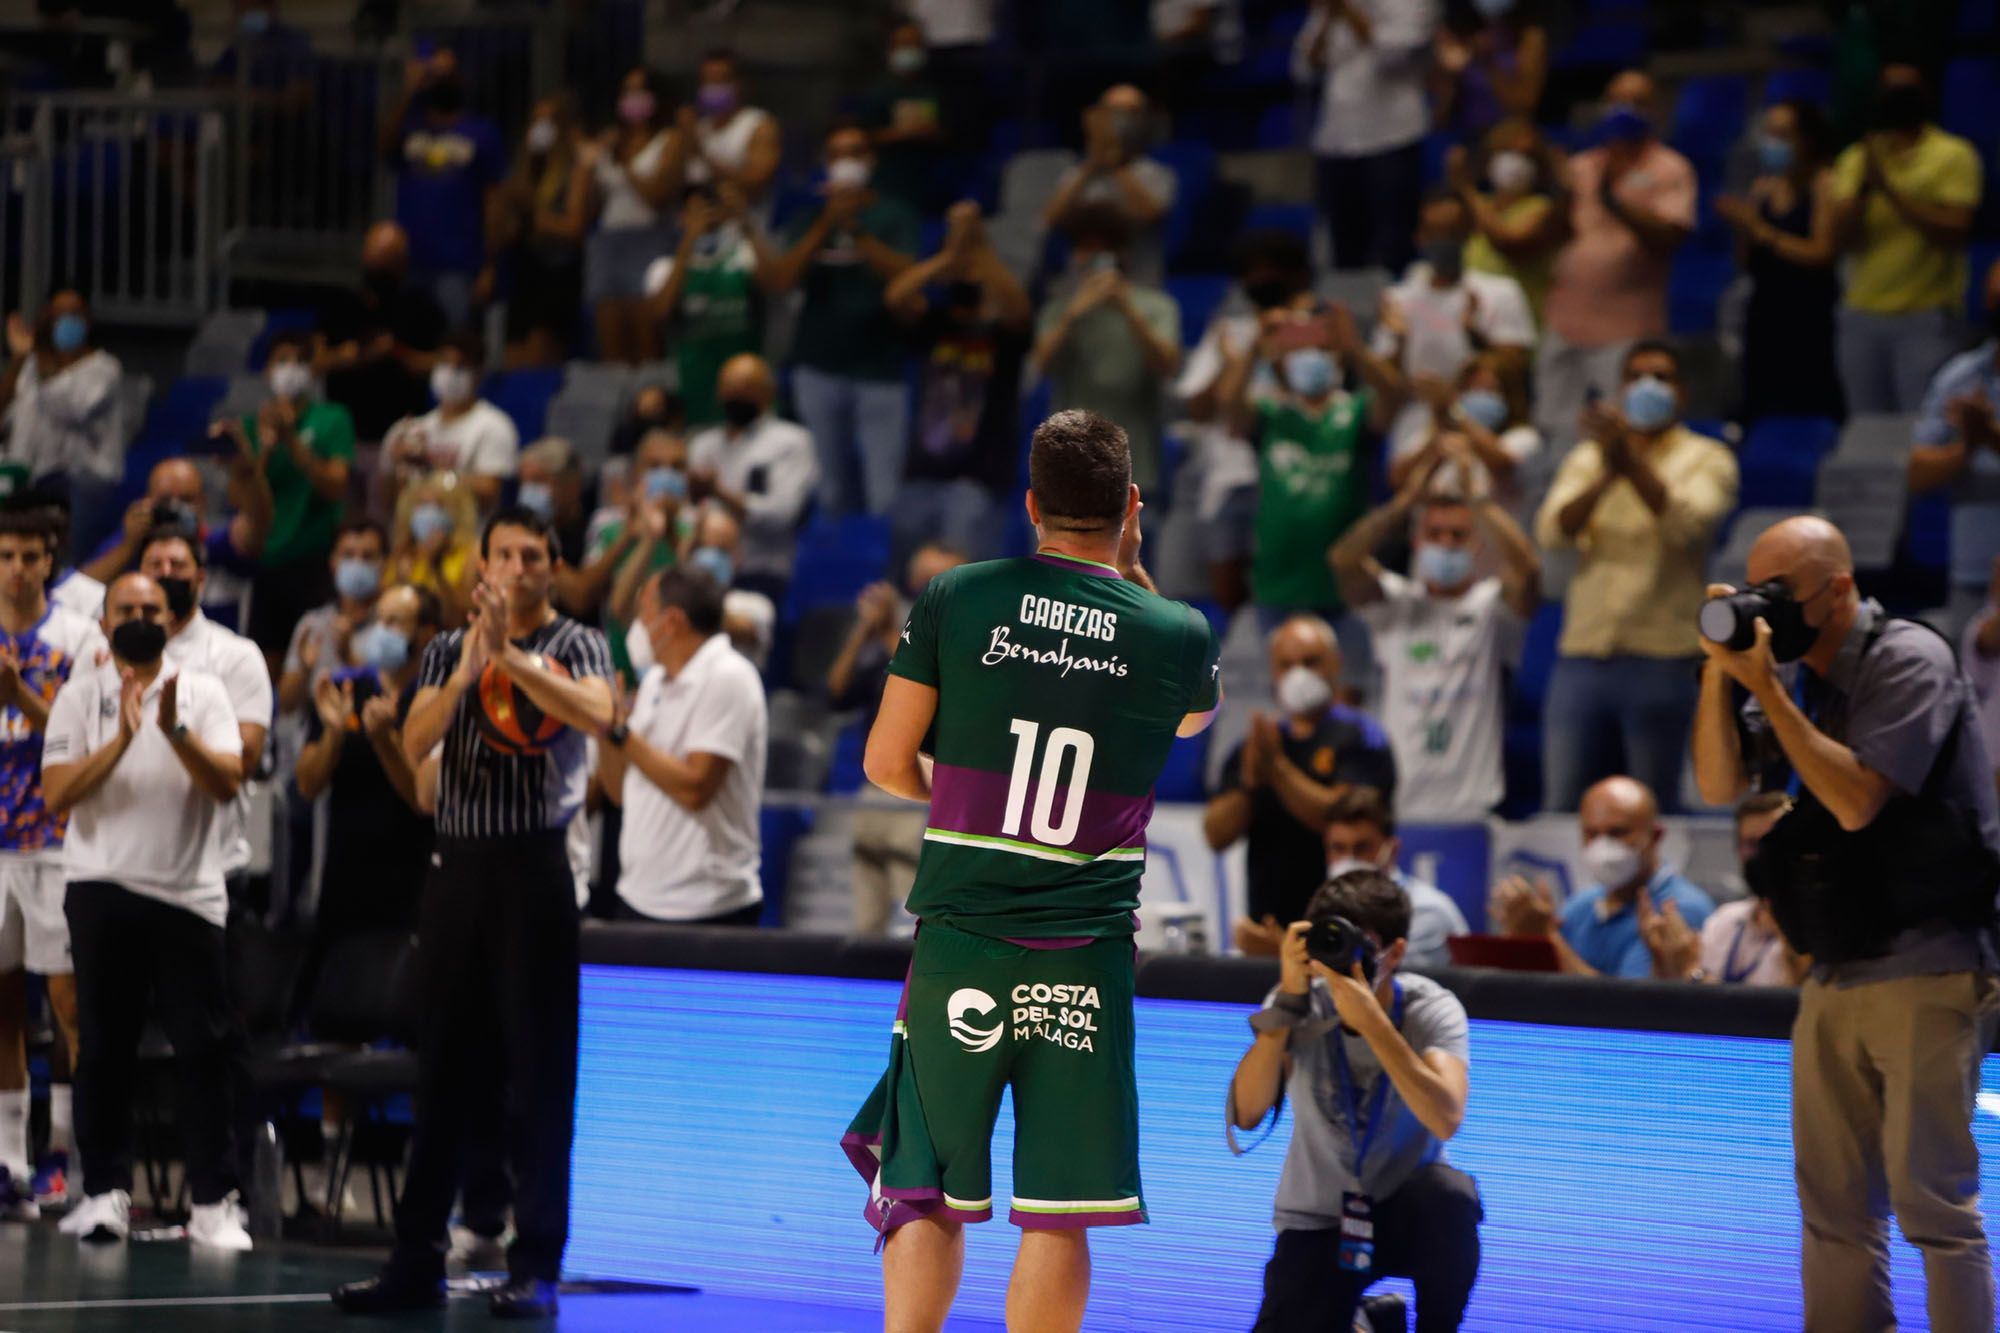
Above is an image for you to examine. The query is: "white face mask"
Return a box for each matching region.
[826,157,872,191]
[525,118,559,154]
[1325,854,1386,881]
[625,619,657,674]
[1275,664,1333,717]
[1488,149,1536,194]
[1582,834,1644,891]
[430,365,474,406]
[267,361,311,400]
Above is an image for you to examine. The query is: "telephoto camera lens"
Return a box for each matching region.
[1699,584,1779,651]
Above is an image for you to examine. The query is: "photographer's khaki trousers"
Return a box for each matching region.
[1793,970,2000,1333]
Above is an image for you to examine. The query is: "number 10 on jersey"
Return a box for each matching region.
[1002,719,1096,848]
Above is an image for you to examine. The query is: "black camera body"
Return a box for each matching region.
[151,499,201,540]
[1305,914,1379,982]
[1699,581,1785,651]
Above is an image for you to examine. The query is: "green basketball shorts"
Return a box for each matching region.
[841,920,1146,1238]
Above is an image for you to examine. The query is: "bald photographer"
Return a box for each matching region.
[1691,514,2000,1330]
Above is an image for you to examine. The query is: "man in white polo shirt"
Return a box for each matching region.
[600,565,768,925]
[138,529,274,915]
[42,572,250,1249]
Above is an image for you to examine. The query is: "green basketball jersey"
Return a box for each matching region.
[887,551,1223,939]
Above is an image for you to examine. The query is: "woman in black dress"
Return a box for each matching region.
[1718,99,1844,423]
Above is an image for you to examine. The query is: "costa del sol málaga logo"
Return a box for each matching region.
[946,988,1002,1052]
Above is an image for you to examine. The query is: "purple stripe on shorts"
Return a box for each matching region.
[928,763,1154,853]
[1009,1206,1148,1230]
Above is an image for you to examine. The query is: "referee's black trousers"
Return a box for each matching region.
[391,832,578,1283]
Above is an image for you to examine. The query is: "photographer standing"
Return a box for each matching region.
[1692,515,2000,1330]
[1230,870,1480,1333]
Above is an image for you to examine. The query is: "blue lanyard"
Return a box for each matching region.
[1331,981,1404,1178]
[1721,921,1775,984]
[1784,670,1813,799]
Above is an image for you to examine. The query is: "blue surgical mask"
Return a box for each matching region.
[1414,543,1476,591]
[1457,388,1508,431]
[358,622,410,673]
[1621,375,1678,432]
[644,467,688,502]
[1599,103,1651,145]
[333,558,381,601]
[689,545,735,587]
[1283,347,1336,399]
[1755,133,1794,175]
[517,481,555,519]
[51,313,87,353]
[410,502,453,545]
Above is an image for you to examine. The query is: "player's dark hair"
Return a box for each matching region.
[1622,338,1680,378]
[1065,204,1131,255]
[142,527,206,569]
[1029,409,1131,532]
[441,329,486,370]
[267,329,312,359]
[1231,228,1311,284]
[408,584,445,631]
[479,506,563,564]
[1306,869,1412,946]
[1325,786,1396,839]
[334,515,388,553]
[0,507,55,546]
[651,565,725,637]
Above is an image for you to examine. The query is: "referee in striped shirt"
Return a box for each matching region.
[333,507,613,1320]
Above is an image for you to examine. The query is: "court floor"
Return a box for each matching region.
[0,1224,1003,1332]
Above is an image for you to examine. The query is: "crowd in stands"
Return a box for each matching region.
[3,4,2000,1044]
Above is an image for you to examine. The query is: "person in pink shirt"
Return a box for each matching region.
[1535,69,1694,445]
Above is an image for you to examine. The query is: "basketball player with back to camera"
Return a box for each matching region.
[842,409,1224,1333]
[332,506,613,1321]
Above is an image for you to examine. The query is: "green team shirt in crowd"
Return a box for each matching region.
[245,399,357,567]
[670,234,761,425]
[1251,392,1371,612]
[889,551,1223,940]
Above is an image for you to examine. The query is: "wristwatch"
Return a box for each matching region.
[605,722,630,748]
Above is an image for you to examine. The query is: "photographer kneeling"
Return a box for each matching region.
[1693,515,2000,1330]
[1229,870,1480,1333]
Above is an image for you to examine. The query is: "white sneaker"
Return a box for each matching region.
[56,1189,129,1242]
[448,1223,508,1271]
[188,1193,253,1251]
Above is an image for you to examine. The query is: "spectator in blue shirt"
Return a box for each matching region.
[380,48,506,330]
[1488,775,1715,977]
[1908,257,2000,496]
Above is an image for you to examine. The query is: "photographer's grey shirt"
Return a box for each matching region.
[1745,599,2000,984]
[1256,972,1468,1231]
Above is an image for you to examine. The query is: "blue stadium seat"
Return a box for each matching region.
[1509,601,1563,723]
[826,722,866,796]
[1942,57,2000,144]
[1762,68,1832,108]
[784,514,892,618]
[1152,140,1218,267]
[1154,730,1210,803]
[1668,247,1735,336]
[1551,21,1647,72]
[1970,241,2000,321]
[1960,0,1998,37]
[1243,202,1315,246]
[1254,102,1299,152]
[1738,415,1840,510]
[142,376,228,443]
[1907,493,1953,571]
[248,306,320,370]
[756,805,815,927]
[1670,75,1748,166]
[483,368,562,441]
[1166,275,1233,348]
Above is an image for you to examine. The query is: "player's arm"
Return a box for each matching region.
[496,640,615,736]
[1179,699,1220,737]
[863,674,938,802]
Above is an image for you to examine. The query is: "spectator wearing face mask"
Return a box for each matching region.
[379,49,505,329]
[600,429,694,682]
[688,354,820,604]
[1487,774,1714,977]
[1431,0,1546,143]
[607,384,684,459]
[826,542,967,936]
[1535,340,1736,811]
[0,291,127,557]
[857,20,949,214]
[387,476,480,628]
[1536,69,1694,446]
[682,49,781,217]
[885,201,1032,565]
[1908,258,2000,498]
[1332,456,1539,824]
[1320,788,1468,970]
[1032,208,1182,498]
[587,68,690,366]
[315,222,448,443]
[752,122,917,518]
[1180,229,1317,611]
[1451,118,1565,325]
[80,456,273,635]
[277,518,389,718]
[1042,85,1178,284]
[1715,99,1843,425]
[487,94,591,368]
[1294,0,1441,273]
[1386,352,1541,515]
[1205,615,1397,956]
[236,331,357,661]
[382,333,520,513]
[644,189,763,429]
[687,506,777,670]
[1213,301,1403,627]
[515,437,617,622]
[1373,188,1535,460]
[1831,64,1981,414]
[1639,792,1806,985]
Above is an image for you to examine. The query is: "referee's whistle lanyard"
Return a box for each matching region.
[1331,981,1405,1179]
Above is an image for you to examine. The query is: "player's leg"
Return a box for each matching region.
[883,1213,965,1333]
[1005,1229,1090,1333]
[0,873,31,1210]
[26,863,78,1205]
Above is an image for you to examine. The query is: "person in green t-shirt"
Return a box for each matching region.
[243,329,356,657]
[1216,301,1404,621]
[856,20,948,214]
[750,122,918,515]
[644,188,763,427]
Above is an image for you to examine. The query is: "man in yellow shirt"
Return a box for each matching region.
[1832,63,1982,414]
[1534,340,1738,811]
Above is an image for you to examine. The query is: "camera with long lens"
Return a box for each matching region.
[1304,913,1379,982]
[150,499,200,540]
[1699,580,1786,651]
